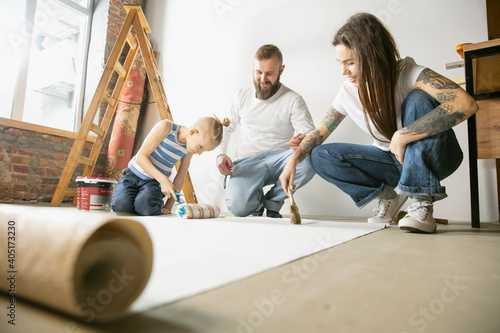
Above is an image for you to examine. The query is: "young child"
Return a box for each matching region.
[111,116,230,216]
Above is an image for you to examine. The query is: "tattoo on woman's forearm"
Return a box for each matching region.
[435,90,458,103]
[320,108,346,133]
[297,130,324,162]
[400,104,467,137]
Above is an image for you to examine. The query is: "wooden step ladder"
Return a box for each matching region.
[50,5,197,207]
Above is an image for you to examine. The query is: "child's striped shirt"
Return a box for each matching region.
[128,122,187,180]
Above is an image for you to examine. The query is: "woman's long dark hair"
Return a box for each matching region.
[333,13,401,142]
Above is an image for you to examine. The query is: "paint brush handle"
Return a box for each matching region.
[287,186,295,205]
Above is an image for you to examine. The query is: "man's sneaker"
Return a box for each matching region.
[398,201,437,233]
[267,210,282,218]
[367,195,408,223]
[252,207,264,216]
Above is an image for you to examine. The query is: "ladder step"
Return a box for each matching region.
[114,62,127,78]
[64,189,77,198]
[103,93,117,107]
[90,123,104,137]
[126,32,138,50]
[77,156,95,167]
[85,135,96,143]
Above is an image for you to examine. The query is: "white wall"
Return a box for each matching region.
[141,0,498,221]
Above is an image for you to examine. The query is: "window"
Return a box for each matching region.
[1,0,93,132]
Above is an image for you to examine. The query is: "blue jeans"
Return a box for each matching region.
[226,150,316,216]
[111,168,165,216]
[310,90,463,208]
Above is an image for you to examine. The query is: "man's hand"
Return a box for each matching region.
[216,154,233,175]
[286,133,306,152]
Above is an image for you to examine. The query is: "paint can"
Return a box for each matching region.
[76,177,117,211]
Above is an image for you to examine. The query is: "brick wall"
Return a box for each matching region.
[0,0,145,205]
[0,126,94,204]
[106,0,144,60]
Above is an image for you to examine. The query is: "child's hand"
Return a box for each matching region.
[159,179,177,200]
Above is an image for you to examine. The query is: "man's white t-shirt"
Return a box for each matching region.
[219,84,315,160]
[332,57,426,151]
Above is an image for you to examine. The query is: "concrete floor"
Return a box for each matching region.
[2,218,500,333]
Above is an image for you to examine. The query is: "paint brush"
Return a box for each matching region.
[287,186,301,224]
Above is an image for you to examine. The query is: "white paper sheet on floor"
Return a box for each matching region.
[130,215,386,313]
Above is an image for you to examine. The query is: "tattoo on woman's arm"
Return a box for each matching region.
[320,108,346,132]
[297,130,324,162]
[417,68,460,90]
[296,108,344,162]
[400,104,467,137]
[435,90,458,103]
[410,68,469,136]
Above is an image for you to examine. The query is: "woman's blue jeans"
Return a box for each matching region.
[111,168,165,216]
[310,90,463,208]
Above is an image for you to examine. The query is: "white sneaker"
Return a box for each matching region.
[398,201,437,233]
[368,195,408,223]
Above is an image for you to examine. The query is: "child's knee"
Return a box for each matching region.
[135,205,162,216]
[111,197,135,213]
[134,196,163,216]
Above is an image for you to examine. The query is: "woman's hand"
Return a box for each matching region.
[389,130,407,165]
[280,158,298,193]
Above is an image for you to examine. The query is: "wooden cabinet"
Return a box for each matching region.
[464,38,500,227]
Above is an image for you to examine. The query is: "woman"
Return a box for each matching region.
[280,13,478,233]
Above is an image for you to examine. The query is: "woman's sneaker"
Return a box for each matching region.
[398,201,437,233]
[368,195,408,223]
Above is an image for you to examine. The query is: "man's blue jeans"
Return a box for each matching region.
[111,168,165,216]
[310,90,463,208]
[226,150,316,216]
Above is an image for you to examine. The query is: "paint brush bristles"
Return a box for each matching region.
[288,186,301,224]
[289,205,301,224]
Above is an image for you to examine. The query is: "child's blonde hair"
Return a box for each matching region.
[211,115,231,146]
[194,115,230,146]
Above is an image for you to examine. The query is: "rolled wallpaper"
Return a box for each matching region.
[0,204,153,323]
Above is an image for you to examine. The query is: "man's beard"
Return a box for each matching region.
[254,76,281,100]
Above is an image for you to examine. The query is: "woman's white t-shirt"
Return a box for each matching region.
[332,57,426,151]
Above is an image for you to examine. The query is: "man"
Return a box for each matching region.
[216,44,315,217]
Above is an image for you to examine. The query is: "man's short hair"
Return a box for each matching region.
[255,44,283,66]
